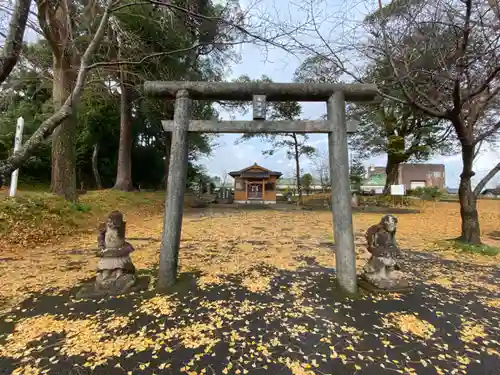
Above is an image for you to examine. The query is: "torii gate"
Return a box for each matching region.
[143,81,378,294]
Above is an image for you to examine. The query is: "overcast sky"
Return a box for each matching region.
[199,0,500,189]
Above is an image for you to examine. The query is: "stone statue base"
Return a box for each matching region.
[359,271,410,289]
[359,254,411,293]
[357,277,411,293]
[96,271,136,293]
[75,274,149,299]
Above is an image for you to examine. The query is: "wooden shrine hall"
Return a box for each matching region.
[229,163,282,204]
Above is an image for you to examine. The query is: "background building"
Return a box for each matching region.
[361,163,446,194]
[229,163,282,204]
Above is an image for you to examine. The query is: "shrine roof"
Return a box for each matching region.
[228,163,282,178]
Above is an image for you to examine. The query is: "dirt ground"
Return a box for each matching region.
[0,200,499,374]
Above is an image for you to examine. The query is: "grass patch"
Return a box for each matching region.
[69,202,92,213]
[0,188,165,247]
[437,239,500,256]
[454,241,500,256]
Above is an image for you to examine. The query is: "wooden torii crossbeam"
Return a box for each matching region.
[143,81,378,295]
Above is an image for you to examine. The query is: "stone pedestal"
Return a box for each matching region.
[359,254,411,293]
[357,276,411,293]
[95,270,136,294]
[75,274,146,299]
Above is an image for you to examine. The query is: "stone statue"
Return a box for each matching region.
[94,211,136,295]
[360,215,409,290]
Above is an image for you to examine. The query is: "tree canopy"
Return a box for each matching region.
[0,0,242,191]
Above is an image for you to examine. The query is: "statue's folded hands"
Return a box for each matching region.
[99,242,135,258]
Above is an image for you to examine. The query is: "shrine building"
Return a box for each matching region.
[229,163,282,204]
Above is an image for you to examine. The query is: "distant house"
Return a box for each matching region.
[446,187,459,194]
[481,188,500,198]
[213,181,233,190]
[361,163,446,194]
[229,163,282,204]
[360,173,386,194]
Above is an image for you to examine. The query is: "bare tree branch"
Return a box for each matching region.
[475,119,500,145]
[0,0,32,84]
[86,41,242,69]
[473,161,500,197]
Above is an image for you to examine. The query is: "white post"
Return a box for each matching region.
[9,117,25,197]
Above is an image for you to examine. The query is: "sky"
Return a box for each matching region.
[198,0,500,189]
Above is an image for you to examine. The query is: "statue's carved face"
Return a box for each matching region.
[381,215,398,233]
[106,211,124,230]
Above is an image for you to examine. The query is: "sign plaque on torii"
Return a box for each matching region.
[143,80,378,294]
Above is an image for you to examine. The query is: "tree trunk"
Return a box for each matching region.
[382,156,400,195]
[50,55,77,201]
[92,143,103,189]
[114,77,135,191]
[459,145,481,244]
[292,133,302,205]
[0,0,32,84]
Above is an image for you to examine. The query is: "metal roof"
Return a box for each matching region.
[362,173,386,186]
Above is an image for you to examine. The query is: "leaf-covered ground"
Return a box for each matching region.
[0,198,499,375]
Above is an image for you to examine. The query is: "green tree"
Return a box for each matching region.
[301,173,313,195]
[35,0,86,200]
[107,0,236,191]
[349,158,365,192]
[0,0,272,200]
[0,35,217,191]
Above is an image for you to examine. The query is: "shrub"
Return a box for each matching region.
[70,202,92,213]
[413,186,443,201]
[359,195,411,207]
